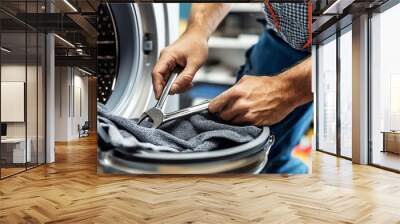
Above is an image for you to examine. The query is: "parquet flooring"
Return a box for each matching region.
[1,167,26,178]
[1,135,400,224]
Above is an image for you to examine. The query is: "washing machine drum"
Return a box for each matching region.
[98,3,174,119]
[98,116,274,174]
[97,4,274,174]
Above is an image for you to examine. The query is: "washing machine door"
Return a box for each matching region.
[98,3,179,118]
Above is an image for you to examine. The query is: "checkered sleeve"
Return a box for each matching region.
[263,2,311,52]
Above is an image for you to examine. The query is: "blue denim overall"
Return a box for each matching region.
[237,29,313,174]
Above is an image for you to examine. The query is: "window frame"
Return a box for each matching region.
[0,0,48,180]
[315,24,353,160]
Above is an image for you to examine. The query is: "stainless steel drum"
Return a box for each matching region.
[98,3,179,118]
[98,127,274,174]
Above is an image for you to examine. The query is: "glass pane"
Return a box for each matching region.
[317,37,337,154]
[339,29,352,158]
[27,31,38,169]
[38,32,45,165]
[1,30,27,177]
[371,4,400,171]
[26,0,39,169]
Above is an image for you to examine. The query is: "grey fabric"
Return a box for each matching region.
[97,104,262,153]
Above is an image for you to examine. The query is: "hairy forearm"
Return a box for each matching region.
[280,57,313,107]
[186,3,231,40]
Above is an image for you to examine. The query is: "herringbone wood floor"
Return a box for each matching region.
[1,135,400,224]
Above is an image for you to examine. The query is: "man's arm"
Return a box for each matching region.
[208,57,312,126]
[186,4,231,40]
[280,57,313,107]
[152,3,231,99]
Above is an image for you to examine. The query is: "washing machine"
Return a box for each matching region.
[97,3,179,118]
[97,3,274,174]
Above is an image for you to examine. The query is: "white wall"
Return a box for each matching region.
[1,65,26,130]
[1,65,30,138]
[72,73,89,138]
[54,67,89,141]
[55,66,69,141]
[74,73,89,122]
[1,63,46,164]
[1,82,25,122]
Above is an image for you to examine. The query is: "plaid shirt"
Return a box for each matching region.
[263,1,312,52]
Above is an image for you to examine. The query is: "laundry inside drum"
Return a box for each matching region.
[97,104,263,154]
[97,104,273,174]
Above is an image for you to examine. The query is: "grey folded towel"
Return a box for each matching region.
[97,104,262,153]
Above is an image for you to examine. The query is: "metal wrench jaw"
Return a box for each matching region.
[137,113,149,126]
[137,108,165,128]
[138,101,209,128]
[137,66,183,128]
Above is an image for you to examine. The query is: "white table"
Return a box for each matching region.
[1,138,32,163]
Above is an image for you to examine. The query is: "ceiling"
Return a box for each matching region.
[0,0,100,71]
[312,0,391,43]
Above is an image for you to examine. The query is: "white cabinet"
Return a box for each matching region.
[1,138,32,163]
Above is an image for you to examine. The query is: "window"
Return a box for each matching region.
[0,1,47,179]
[339,28,352,158]
[370,3,400,171]
[317,36,337,154]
